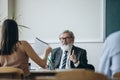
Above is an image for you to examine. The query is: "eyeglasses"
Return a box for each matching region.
[59,37,72,40]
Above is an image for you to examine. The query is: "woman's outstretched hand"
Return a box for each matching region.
[45,47,52,55]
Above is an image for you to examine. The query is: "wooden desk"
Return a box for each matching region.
[30,69,57,77]
[30,69,78,79]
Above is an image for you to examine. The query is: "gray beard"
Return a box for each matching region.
[61,43,73,51]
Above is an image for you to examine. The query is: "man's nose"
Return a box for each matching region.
[62,40,67,44]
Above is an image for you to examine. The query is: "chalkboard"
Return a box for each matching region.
[106,0,120,37]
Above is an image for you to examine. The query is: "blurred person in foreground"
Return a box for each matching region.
[99,31,120,78]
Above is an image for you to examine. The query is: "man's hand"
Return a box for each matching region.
[69,50,78,63]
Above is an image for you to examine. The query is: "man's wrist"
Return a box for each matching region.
[74,60,80,67]
[74,60,78,64]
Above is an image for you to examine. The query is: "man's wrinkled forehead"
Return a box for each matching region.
[59,32,70,38]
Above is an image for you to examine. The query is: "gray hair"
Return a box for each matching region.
[60,30,75,39]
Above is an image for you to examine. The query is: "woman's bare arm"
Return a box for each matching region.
[21,41,52,68]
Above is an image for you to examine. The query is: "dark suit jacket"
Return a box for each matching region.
[50,45,88,69]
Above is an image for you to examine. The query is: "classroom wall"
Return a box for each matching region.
[14,0,105,43]
[0,0,8,41]
[0,0,8,25]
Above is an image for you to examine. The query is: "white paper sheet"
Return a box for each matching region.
[33,37,49,58]
[29,37,49,70]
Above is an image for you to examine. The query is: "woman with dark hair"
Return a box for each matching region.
[0,19,52,77]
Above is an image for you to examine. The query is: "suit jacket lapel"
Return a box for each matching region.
[55,48,62,68]
[70,45,78,67]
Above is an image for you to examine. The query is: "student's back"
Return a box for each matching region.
[0,41,30,76]
[0,19,52,77]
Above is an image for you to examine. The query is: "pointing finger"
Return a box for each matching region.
[72,50,74,55]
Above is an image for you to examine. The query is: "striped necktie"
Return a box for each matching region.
[61,51,68,69]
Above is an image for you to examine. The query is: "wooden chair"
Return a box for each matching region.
[113,72,120,78]
[55,69,108,80]
[0,67,24,80]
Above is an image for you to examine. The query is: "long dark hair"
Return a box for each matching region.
[0,19,19,55]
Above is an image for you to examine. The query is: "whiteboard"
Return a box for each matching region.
[14,0,105,43]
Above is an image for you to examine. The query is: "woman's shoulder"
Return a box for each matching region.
[16,40,31,51]
[18,40,29,44]
[16,40,30,47]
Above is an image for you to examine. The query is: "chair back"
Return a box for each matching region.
[0,67,24,79]
[113,72,120,78]
[86,64,95,71]
[55,69,108,80]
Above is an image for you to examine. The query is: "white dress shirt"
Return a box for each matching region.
[59,49,71,69]
[59,48,80,69]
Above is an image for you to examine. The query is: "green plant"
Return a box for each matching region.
[0,14,30,29]
[11,14,30,29]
